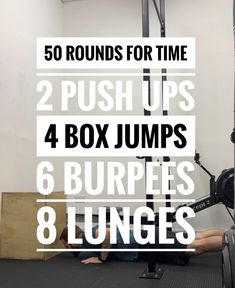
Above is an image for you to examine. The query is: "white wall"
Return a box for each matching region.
[62,0,234,230]
[0,0,233,230]
[0,0,63,199]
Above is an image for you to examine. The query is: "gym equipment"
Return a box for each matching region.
[217,168,234,210]
[170,151,234,225]
[139,0,166,279]
[173,152,234,220]
[222,226,235,288]
[140,254,164,279]
[221,1,235,287]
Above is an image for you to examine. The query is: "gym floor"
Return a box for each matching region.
[0,252,221,288]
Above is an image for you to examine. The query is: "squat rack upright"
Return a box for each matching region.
[141,0,171,213]
[140,0,169,280]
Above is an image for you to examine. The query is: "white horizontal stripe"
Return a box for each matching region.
[36,198,195,203]
[37,248,195,252]
[37,72,196,77]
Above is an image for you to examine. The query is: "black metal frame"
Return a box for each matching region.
[142,0,170,211]
[140,0,166,280]
[142,0,154,212]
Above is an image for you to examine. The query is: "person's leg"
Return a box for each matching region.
[187,235,223,256]
[195,229,225,240]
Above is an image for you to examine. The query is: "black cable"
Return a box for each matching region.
[224,205,235,222]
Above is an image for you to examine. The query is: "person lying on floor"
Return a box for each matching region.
[60,226,224,266]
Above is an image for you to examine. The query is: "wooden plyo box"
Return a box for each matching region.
[0,192,66,260]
